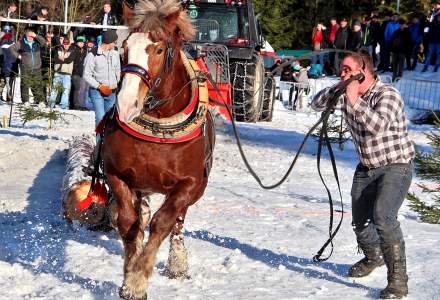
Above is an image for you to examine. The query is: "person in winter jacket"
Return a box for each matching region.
[311,22,327,65]
[94,1,120,37]
[333,18,350,74]
[83,30,120,127]
[377,14,391,71]
[382,14,400,72]
[0,32,18,102]
[406,17,423,70]
[289,63,309,110]
[422,14,440,72]
[390,19,412,81]
[0,2,18,34]
[50,38,77,109]
[347,20,363,51]
[10,27,47,104]
[362,16,380,67]
[70,36,89,109]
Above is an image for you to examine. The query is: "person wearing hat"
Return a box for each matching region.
[50,37,76,109]
[0,31,18,102]
[333,18,350,74]
[10,27,47,105]
[71,35,89,109]
[347,19,363,51]
[390,19,411,81]
[83,30,120,127]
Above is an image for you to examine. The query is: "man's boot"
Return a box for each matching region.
[379,241,408,299]
[348,243,384,277]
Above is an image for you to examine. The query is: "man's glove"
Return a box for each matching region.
[98,85,112,96]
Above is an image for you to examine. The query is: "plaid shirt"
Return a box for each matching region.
[311,78,415,168]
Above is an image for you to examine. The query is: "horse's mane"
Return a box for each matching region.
[132,0,196,41]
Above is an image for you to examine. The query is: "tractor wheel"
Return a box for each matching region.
[260,75,276,122]
[230,55,264,122]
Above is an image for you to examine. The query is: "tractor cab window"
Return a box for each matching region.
[191,5,249,43]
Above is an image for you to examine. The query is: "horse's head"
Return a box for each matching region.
[117,0,195,122]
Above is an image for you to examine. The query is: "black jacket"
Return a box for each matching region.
[71,45,88,76]
[334,26,350,50]
[96,11,120,27]
[390,28,411,54]
[347,30,362,51]
[427,19,440,44]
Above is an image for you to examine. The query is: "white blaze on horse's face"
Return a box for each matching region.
[117,33,154,122]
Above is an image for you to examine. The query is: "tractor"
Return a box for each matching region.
[182,0,276,122]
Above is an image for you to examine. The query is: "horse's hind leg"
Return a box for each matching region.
[106,174,146,300]
[168,209,189,279]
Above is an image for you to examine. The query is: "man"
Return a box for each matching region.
[382,13,400,72]
[71,35,88,109]
[377,14,391,71]
[407,17,423,70]
[333,18,350,74]
[10,27,47,105]
[83,30,120,126]
[390,19,411,81]
[0,32,18,102]
[0,2,18,34]
[50,37,76,109]
[311,50,414,299]
[95,1,120,33]
[422,14,440,72]
[347,19,363,51]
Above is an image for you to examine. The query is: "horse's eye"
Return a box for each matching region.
[156,48,164,55]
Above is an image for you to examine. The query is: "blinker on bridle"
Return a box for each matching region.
[121,38,174,110]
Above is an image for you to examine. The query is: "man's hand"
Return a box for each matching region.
[346,78,360,106]
[98,85,112,96]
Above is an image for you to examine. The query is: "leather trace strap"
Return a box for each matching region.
[121,64,153,89]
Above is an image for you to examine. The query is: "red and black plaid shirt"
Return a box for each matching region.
[312,79,415,168]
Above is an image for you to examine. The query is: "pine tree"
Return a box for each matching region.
[407,115,440,224]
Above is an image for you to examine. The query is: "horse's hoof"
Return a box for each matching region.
[119,284,148,300]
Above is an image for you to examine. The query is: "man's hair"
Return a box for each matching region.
[9,2,17,7]
[104,1,112,6]
[344,48,374,75]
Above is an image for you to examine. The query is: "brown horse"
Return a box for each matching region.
[101,1,214,299]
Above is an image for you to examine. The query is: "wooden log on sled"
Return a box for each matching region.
[61,135,111,228]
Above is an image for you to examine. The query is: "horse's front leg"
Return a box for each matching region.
[123,182,195,299]
[168,209,189,279]
[106,174,145,300]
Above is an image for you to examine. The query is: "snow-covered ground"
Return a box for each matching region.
[0,94,439,299]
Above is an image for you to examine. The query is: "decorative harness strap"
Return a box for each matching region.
[116,51,209,143]
[121,64,153,89]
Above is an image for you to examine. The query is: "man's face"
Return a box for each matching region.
[77,41,84,48]
[354,25,361,32]
[330,20,337,26]
[340,57,362,81]
[104,4,111,13]
[63,43,70,50]
[41,9,48,16]
[9,5,17,12]
[392,14,399,22]
[87,41,94,48]
[25,31,36,41]
[341,20,348,28]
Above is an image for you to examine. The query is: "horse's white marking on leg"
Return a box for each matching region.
[168,219,188,278]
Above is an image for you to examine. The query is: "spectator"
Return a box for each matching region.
[0,2,18,34]
[429,2,440,22]
[83,30,120,127]
[74,15,96,41]
[50,37,76,109]
[377,14,391,71]
[289,63,309,110]
[407,17,423,70]
[422,14,440,72]
[30,7,49,38]
[328,17,339,73]
[311,22,327,66]
[347,19,363,51]
[333,18,350,74]
[10,27,47,105]
[71,35,88,109]
[0,32,18,102]
[84,36,97,110]
[95,1,120,34]
[390,19,411,81]
[368,15,381,67]
[382,13,400,72]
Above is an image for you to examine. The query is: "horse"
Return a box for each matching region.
[100,1,215,299]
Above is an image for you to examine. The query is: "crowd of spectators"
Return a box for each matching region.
[306,3,440,82]
[0,0,121,124]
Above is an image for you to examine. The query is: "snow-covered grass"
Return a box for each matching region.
[0,97,439,299]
